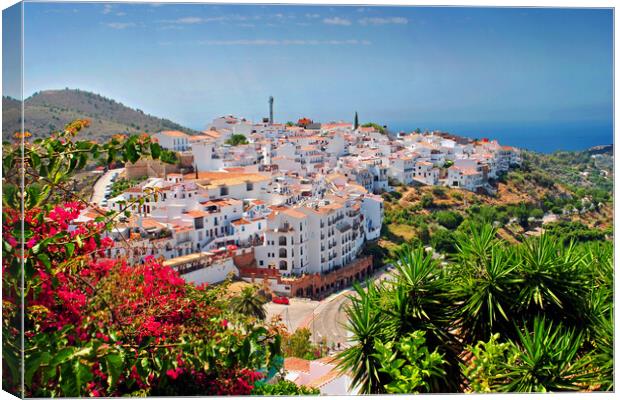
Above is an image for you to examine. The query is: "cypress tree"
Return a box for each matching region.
[354,111,359,130]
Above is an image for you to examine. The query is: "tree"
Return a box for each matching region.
[415,128,421,134]
[420,194,434,209]
[283,328,318,359]
[431,229,456,254]
[339,219,612,393]
[225,134,249,146]
[354,112,359,130]
[336,282,389,394]
[2,121,285,397]
[231,286,268,320]
[433,211,463,230]
[360,122,386,135]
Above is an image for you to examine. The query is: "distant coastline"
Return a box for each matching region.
[389,120,613,154]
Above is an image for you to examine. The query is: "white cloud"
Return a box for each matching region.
[106,22,136,30]
[359,17,408,25]
[193,39,370,46]
[305,13,321,19]
[176,16,204,24]
[323,17,352,26]
[102,4,113,15]
[159,15,262,27]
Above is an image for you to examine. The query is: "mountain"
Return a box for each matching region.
[2,88,199,141]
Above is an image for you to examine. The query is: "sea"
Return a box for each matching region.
[388,121,613,154]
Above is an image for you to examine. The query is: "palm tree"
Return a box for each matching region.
[388,245,462,392]
[230,286,267,320]
[454,245,522,344]
[514,234,588,326]
[336,281,389,394]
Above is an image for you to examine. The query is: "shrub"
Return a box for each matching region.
[433,211,464,230]
[225,134,249,146]
[420,194,434,209]
[432,186,446,197]
[2,121,284,397]
[251,380,319,395]
[431,229,456,253]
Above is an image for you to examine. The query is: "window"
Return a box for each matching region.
[278,236,287,246]
[279,260,287,270]
[220,186,229,196]
[279,248,287,258]
[246,182,254,191]
[259,260,264,266]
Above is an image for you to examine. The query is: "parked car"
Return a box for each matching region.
[272,296,289,305]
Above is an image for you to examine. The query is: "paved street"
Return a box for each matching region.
[91,168,124,205]
[264,298,320,332]
[306,291,352,348]
[265,267,396,350]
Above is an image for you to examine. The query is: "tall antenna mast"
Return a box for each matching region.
[269,96,274,124]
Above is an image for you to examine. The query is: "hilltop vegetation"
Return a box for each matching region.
[2,89,199,141]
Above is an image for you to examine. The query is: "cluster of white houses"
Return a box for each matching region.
[78,115,520,297]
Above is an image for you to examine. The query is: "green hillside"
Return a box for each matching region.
[2,88,199,141]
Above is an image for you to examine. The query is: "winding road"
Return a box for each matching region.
[91,168,124,205]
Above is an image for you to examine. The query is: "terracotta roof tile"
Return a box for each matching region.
[284,357,310,373]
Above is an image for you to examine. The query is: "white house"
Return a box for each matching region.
[153,130,190,152]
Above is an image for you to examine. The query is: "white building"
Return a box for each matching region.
[153,130,190,152]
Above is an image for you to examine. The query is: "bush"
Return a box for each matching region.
[251,380,319,395]
[421,194,434,209]
[433,211,464,230]
[451,191,463,201]
[2,121,283,397]
[225,134,249,146]
[431,229,456,253]
[432,186,446,197]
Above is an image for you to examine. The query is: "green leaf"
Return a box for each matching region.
[105,353,123,388]
[150,142,161,159]
[25,352,51,388]
[37,253,51,270]
[50,347,74,367]
[66,243,75,258]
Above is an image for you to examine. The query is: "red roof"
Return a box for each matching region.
[284,357,310,373]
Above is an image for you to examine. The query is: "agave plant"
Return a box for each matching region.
[336,281,390,394]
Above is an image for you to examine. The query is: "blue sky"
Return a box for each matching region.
[15,3,614,131]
